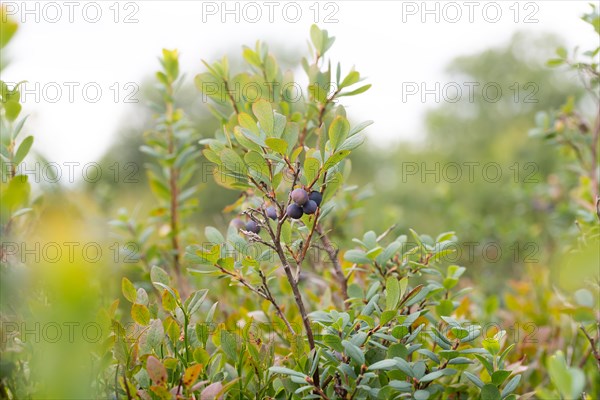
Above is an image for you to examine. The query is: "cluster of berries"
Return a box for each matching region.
[233,188,323,234]
[286,188,322,219]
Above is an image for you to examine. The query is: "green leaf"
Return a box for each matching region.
[131,303,150,326]
[308,83,328,103]
[483,337,500,355]
[348,120,374,137]
[480,383,501,400]
[211,166,250,190]
[304,157,320,185]
[414,390,430,400]
[273,112,287,138]
[337,133,365,152]
[283,122,299,155]
[238,112,259,135]
[323,150,351,170]
[546,59,565,67]
[150,266,170,286]
[205,226,225,244]
[11,115,29,140]
[491,370,511,386]
[368,359,396,370]
[194,72,225,103]
[4,100,21,122]
[463,371,484,388]
[233,126,262,152]
[310,24,323,54]
[342,339,365,365]
[1,175,30,217]
[244,151,270,181]
[323,334,343,352]
[338,84,371,97]
[340,71,360,89]
[328,116,350,150]
[447,357,472,365]
[269,366,307,378]
[388,380,411,391]
[0,10,18,48]
[436,299,454,317]
[386,277,400,310]
[265,137,288,154]
[220,329,239,361]
[547,351,584,399]
[280,221,292,244]
[185,289,208,316]
[501,375,521,398]
[242,47,262,68]
[220,148,247,175]
[13,136,33,164]
[380,310,396,326]
[162,289,177,312]
[252,99,274,135]
[344,249,371,264]
[121,277,137,303]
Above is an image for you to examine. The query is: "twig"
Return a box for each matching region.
[213,262,295,335]
[164,81,188,298]
[590,108,599,215]
[258,269,296,335]
[315,224,349,309]
[579,323,600,371]
[122,366,132,400]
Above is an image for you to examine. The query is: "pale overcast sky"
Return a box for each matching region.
[2,1,596,167]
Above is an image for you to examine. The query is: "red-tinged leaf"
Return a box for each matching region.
[146,356,167,386]
[201,381,224,400]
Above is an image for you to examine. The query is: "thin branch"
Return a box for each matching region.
[122,366,132,400]
[258,269,296,335]
[164,82,187,298]
[590,107,599,211]
[579,323,600,371]
[315,224,349,309]
[213,262,295,335]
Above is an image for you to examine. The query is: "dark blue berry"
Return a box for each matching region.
[245,221,260,234]
[266,206,277,220]
[286,203,304,219]
[291,188,309,205]
[303,200,318,215]
[309,191,322,206]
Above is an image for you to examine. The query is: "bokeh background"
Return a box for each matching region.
[1,1,599,398]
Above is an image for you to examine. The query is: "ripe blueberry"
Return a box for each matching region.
[303,200,318,215]
[291,188,309,205]
[308,191,322,206]
[245,221,260,234]
[266,206,277,220]
[286,203,304,219]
